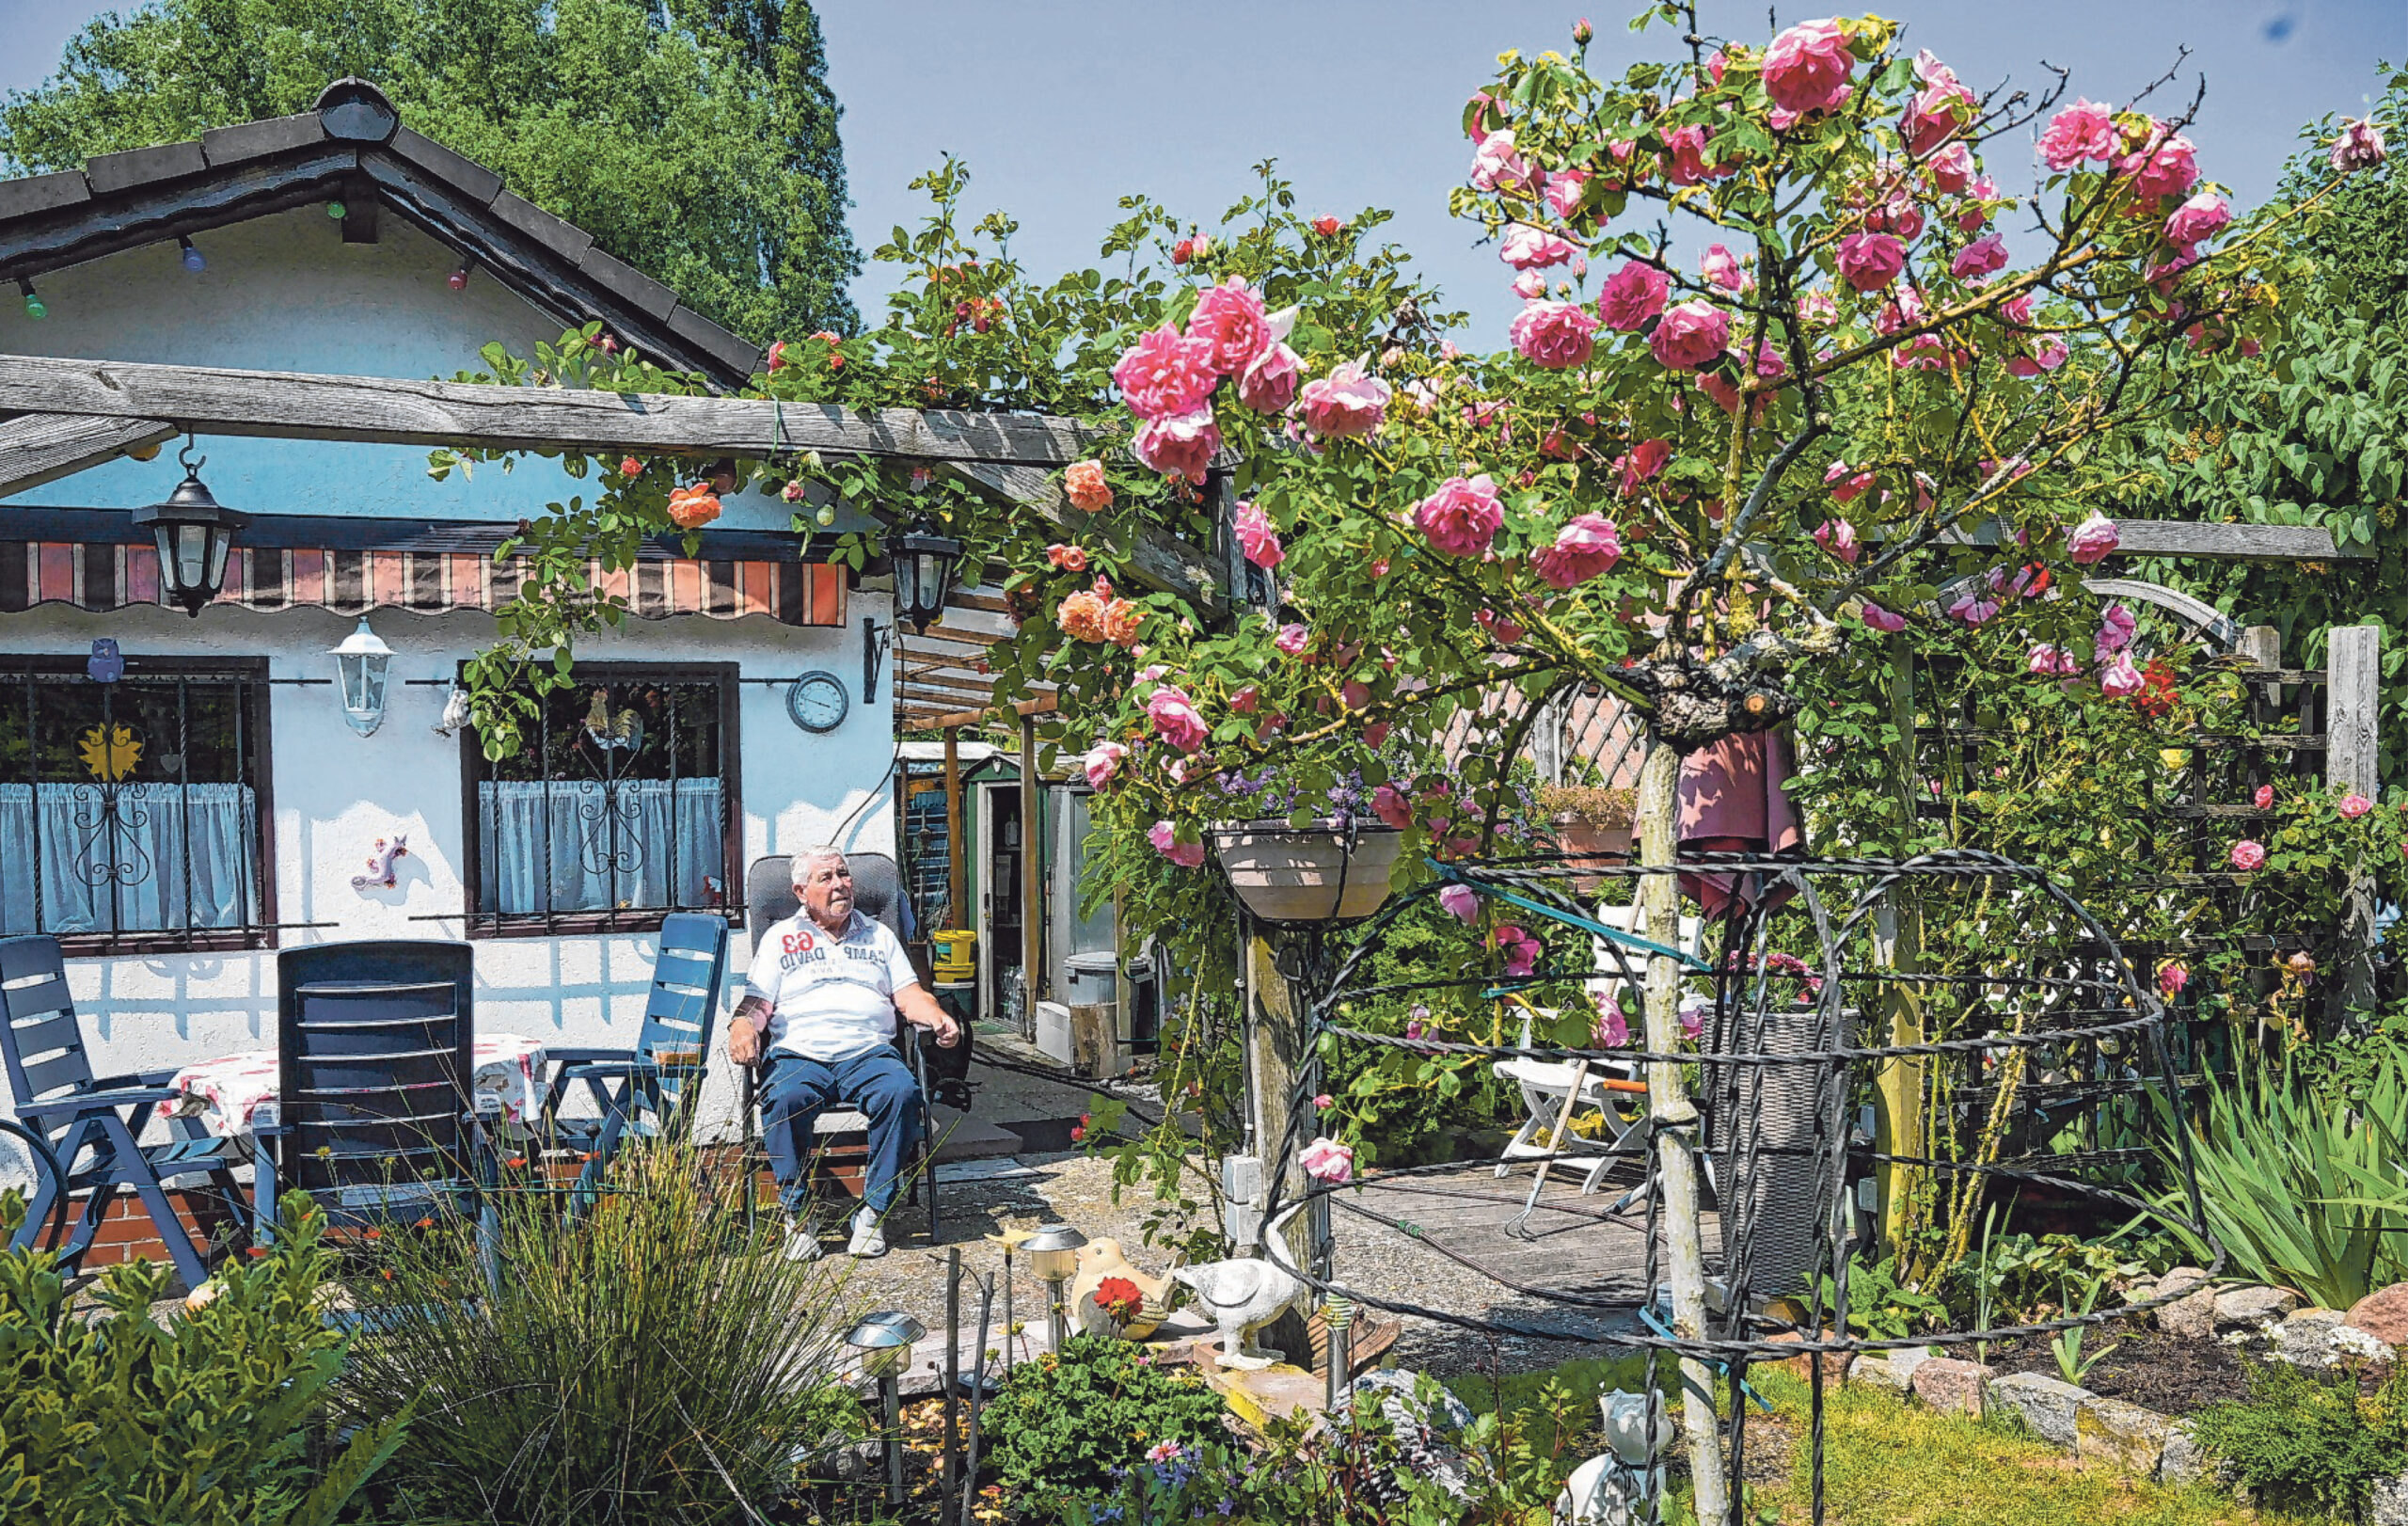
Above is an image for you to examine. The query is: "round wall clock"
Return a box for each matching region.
[786,671,849,734]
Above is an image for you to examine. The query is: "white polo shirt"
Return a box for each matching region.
[746,908,921,1062]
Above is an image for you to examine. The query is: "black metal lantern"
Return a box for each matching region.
[886,516,963,635]
[132,442,247,617]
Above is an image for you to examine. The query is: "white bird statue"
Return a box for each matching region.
[1169,1258,1300,1371]
[1554,1389,1676,1525]
[434,683,471,738]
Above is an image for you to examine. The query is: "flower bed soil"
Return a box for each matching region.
[1984,1314,2252,1417]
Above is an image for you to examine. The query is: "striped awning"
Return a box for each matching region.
[0,527,846,627]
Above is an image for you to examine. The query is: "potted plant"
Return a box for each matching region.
[1537,783,1637,892]
[1210,816,1403,924]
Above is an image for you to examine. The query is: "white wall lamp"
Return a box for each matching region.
[331,619,395,736]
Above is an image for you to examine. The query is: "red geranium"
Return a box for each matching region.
[1095,1276,1145,1322]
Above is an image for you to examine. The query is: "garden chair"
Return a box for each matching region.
[256,941,495,1287]
[2,1112,79,1265]
[1493,1000,1650,1197]
[0,934,242,1290]
[739,851,944,1240]
[539,912,728,1213]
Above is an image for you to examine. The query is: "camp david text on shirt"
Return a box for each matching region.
[745,908,921,1061]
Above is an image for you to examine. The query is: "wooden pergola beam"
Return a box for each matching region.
[912,693,1059,732]
[0,412,179,496]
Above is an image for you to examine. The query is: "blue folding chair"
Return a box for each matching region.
[540,912,728,1211]
[0,935,240,1290]
[2,1114,74,1264]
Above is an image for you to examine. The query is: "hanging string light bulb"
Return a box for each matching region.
[447,262,471,292]
[178,237,206,273]
[18,280,44,320]
[325,200,346,220]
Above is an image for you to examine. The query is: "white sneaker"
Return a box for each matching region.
[848,1205,887,1259]
[784,1213,823,1264]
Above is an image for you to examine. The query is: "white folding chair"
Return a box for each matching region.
[1493,1003,1648,1198]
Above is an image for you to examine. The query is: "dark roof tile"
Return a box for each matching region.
[84,140,209,195]
[0,171,89,221]
[578,245,677,320]
[201,114,326,167]
[487,190,592,263]
[662,304,765,379]
[383,128,501,205]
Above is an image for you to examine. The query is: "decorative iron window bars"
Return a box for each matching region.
[460,663,741,937]
[0,657,277,954]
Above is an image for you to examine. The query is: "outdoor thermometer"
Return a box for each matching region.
[786,671,849,733]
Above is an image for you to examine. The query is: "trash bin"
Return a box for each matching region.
[932,930,977,983]
[1064,950,1119,1009]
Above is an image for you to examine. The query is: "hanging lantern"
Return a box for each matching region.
[131,442,247,616]
[886,515,963,635]
[331,619,395,737]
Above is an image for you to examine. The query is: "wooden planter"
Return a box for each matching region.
[1551,813,1635,893]
[1209,819,1402,925]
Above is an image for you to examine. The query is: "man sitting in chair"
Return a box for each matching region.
[728,847,960,1261]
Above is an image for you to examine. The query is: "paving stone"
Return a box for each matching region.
[2156,1421,2212,1486]
[1909,1357,1992,1417]
[2347,1283,2408,1346]
[2160,1282,2220,1341]
[1847,1354,1909,1392]
[1986,1371,2092,1447]
[2275,1307,2346,1370]
[2076,1396,2170,1475]
[2215,1285,2303,1328]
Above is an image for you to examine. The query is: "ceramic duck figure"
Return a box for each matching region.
[1554,1389,1676,1525]
[1069,1237,1174,1327]
[1169,1258,1299,1370]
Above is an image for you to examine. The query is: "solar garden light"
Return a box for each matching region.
[1323,1295,1354,1411]
[845,1309,927,1505]
[1022,1222,1087,1352]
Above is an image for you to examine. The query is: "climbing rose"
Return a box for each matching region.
[1184,278,1272,376]
[1592,999,1629,1047]
[1299,1137,1354,1184]
[1814,518,1860,564]
[1045,543,1088,572]
[1149,820,1206,869]
[1310,215,1343,236]
[1297,359,1391,438]
[2229,839,2267,872]
[1372,784,1414,832]
[2099,653,2145,697]
[1512,269,1547,300]
[2331,117,2388,173]
[666,485,721,530]
[1509,299,1599,369]
[1275,623,1310,657]
[1596,261,1671,331]
[1475,606,1525,644]
[1064,460,1113,512]
[1948,589,2000,626]
[1470,128,1532,190]
[1835,232,1906,293]
[1618,439,1672,496]
[1414,475,1505,558]
[2163,193,2231,250]
[2254,784,2275,809]
[1495,925,1541,977]
[1237,340,1302,413]
[2122,130,2200,200]
[2004,337,2070,377]
[1861,601,1907,633]
[1700,243,1750,293]
[2067,512,2120,564]
[1901,51,1975,153]
[2159,962,2190,997]
[1531,515,1623,588]
[1084,740,1127,788]
[1132,406,1220,485]
[1826,460,1875,502]
[1146,686,1208,753]
[2039,99,2118,171]
[2096,602,2137,656]
[1500,223,1576,270]
[1110,325,1215,420]
[1927,141,1974,193]
[1234,501,1284,569]
[1544,168,1590,219]
[1951,234,2008,282]
[1647,300,1731,371]
[1662,124,1727,185]
[1762,19,1855,115]
[2342,793,2375,819]
[1439,883,1480,923]
[2027,643,2064,675]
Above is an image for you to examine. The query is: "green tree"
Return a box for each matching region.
[0,0,860,342]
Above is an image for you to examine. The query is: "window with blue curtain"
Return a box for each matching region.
[0,660,270,951]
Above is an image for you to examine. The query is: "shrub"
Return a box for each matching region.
[984,1335,1228,1506]
[332,1139,859,1526]
[0,1192,404,1526]
[2190,1356,2408,1518]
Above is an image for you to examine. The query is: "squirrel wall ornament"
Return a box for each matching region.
[353,834,408,890]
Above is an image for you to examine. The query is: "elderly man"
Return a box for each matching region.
[729,847,959,1261]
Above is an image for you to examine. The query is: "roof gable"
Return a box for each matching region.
[0,80,763,389]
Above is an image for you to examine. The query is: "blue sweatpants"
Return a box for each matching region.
[759,1047,923,1216]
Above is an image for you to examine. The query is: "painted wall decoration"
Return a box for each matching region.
[352,832,408,890]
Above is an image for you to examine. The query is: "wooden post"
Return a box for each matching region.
[1874,632,1926,1255]
[1636,739,1728,1522]
[1244,932,1314,1273]
[944,730,965,931]
[2326,624,2383,1011]
[1022,713,1044,1009]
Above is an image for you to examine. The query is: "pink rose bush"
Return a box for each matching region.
[1700,243,1750,293]
[1835,232,1906,292]
[1494,924,1542,977]
[2331,117,2388,173]
[1146,686,1209,753]
[1531,514,1623,588]
[1415,474,1505,558]
[1762,18,1856,116]
[1111,326,1215,420]
[1439,882,1480,923]
[1500,223,1576,270]
[1149,819,1206,869]
[2342,793,2375,820]
[2229,839,2267,872]
[2039,99,2119,171]
[1132,406,1220,484]
[1861,602,1907,633]
[1184,278,1272,374]
[1648,300,1731,370]
[1234,501,1284,569]
[2067,513,2120,565]
[1814,518,1860,564]
[1300,1137,1354,1184]
[1297,358,1391,438]
[1509,298,1600,369]
[1596,261,1670,331]
[1274,622,1309,656]
[1084,740,1127,788]
[2163,192,2231,250]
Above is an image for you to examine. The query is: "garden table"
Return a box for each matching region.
[158,1034,549,1137]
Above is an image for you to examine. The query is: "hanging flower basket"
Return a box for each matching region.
[1209,818,1402,925]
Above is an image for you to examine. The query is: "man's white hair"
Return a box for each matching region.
[791,845,848,885]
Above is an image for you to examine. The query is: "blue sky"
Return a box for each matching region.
[7,0,2401,342]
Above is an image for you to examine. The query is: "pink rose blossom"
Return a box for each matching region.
[1237,340,1303,413]
[1372,785,1414,832]
[1501,223,1576,270]
[1531,514,1623,588]
[2121,130,2200,200]
[1313,1092,1335,1110]
[1544,168,1591,219]
[1826,460,1875,502]
[1275,623,1309,657]
[1861,601,1908,633]
[1648,299,1732,371]
[1700,242,1751,293]
[1512,269,1547,299]
[1495,924,1541,977]
[2254,784,2275,809]
[1509,298,1600,369]
[2229,839,2267,872]
[1132,405,1221,485]
[1596,261,1671,331]
[2159,962,2189,997]
[1678,996,1708,1041]
[1763,19,1856,115]
[1798,287,1839,325]
[2027,643,2065,675]
[1415,474,1506,558]
[2096,602,2136,656]
[1147,686,1209,752]
[1835,232,1907,293]
[2099,653,2145,697]
[1927,141,1975,194]
[2039,99,2119,171]
[2004,337,2069,378]
[1951,233,2009,282]
[1234,501,1284,569]
[1902,51,1975,154]
[2067,512,2120,565]
[2342,793,2374,819]
[1296,358,1391,438]
[1084,739,1127,788]
[1814,518,1861,564]
[1618,438,1672,496]
[1300,1137,1354,1184]
[1111,325,1216,421]
[1948,590,2001,626]
[1475,606,1526,644]
[2331,116,2388,173]
[1470,128,1532,191]
[1184,278,1272,375]
[1592,999,1629,1047]
[1439,882,1481,923]
[1149,819,1206,869]
[2163,192,2231,250]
